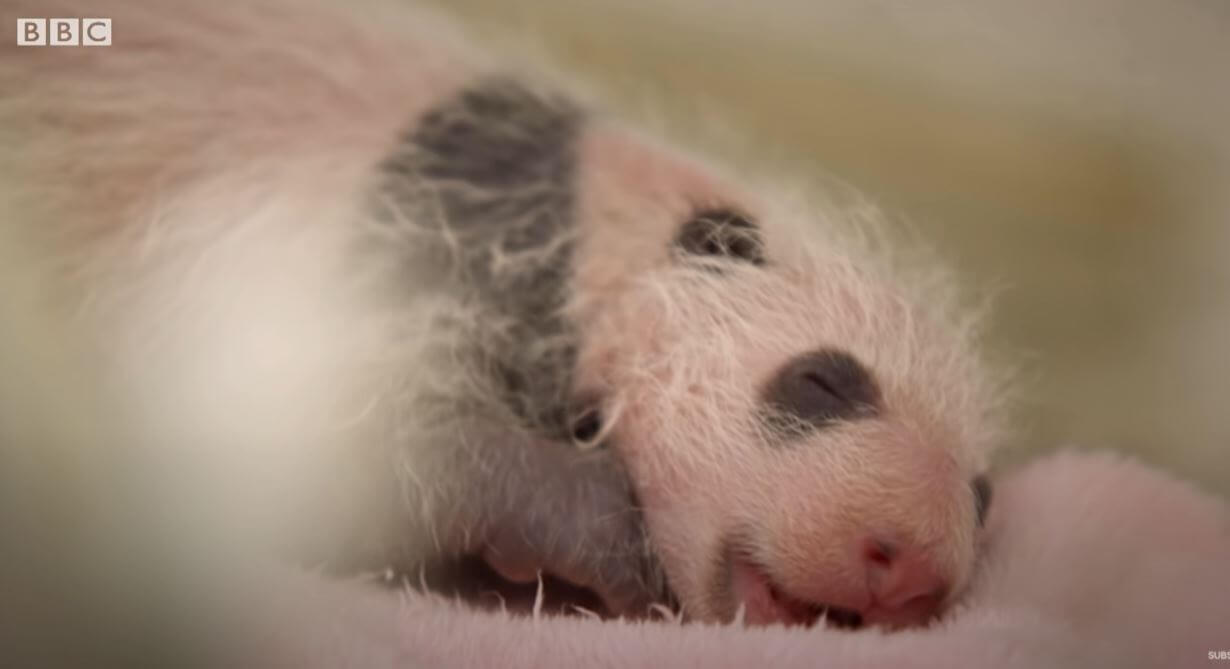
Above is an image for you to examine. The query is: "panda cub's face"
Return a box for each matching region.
[581,197,997,628]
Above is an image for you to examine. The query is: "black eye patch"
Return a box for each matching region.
[761,349,880,435]
[675,209,765,266]
[972,475,992,527]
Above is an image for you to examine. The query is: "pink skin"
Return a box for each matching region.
[727,537,948,627]
[570,125,992,628]
[708,413,966,628]
[628,414,973,629]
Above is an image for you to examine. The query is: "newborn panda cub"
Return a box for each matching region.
[1,0,999,631]
[381,78,1000,627]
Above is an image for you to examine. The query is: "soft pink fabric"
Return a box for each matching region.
[246,451,1229,668]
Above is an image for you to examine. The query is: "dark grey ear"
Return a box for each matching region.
[675,209,765,266]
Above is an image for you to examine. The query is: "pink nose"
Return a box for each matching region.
[861,537,948,621]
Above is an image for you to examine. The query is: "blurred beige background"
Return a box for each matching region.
[427,0,1230,494]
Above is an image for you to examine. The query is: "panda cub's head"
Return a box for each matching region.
[568,132,1002,628]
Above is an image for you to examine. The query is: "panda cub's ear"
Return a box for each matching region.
[674,209,766,266]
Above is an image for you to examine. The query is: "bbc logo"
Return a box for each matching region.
[17,18,112,46]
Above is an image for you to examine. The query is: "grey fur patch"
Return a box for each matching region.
[378,76,585,435]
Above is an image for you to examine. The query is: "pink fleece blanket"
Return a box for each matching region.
[242,451,1228,668]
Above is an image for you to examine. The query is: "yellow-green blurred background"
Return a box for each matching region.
[428,0,1230,495]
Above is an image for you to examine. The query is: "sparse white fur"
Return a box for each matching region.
[1,0,1009,646]
[564,126,1006,619]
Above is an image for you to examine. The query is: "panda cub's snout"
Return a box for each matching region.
[764,349,994,530]
[693,349,996,629]
[764,350,992,529]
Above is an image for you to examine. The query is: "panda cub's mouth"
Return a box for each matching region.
[727,554,864,630]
